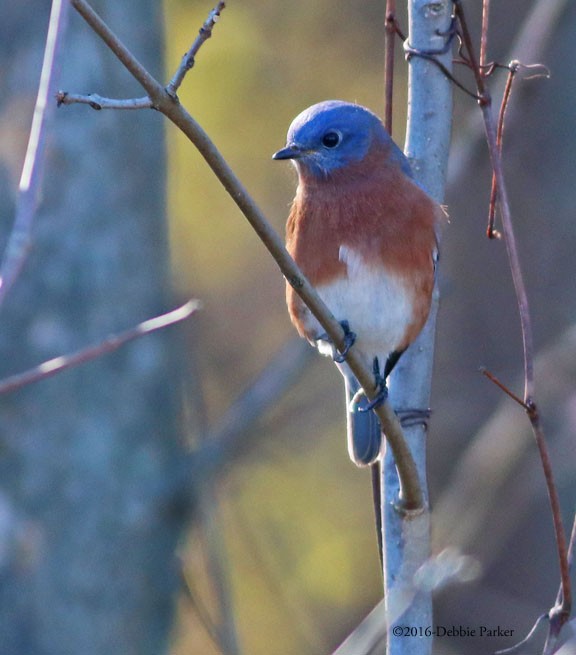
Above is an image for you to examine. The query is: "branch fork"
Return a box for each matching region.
[57,0,426,510]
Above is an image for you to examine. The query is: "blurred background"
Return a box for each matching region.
[0,1,575,654]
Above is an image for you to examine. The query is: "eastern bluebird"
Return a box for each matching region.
[273,100,446,467]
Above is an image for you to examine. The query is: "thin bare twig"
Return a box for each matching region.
[66,0,424,510]
[166,0,226,98]
[56,91,153,110]
[0,300,199,395]
[480,0,490,71]
[407,49,481,100]
[531,411,572,650]
[480,368,525,408]
[486,62,518,239]
[564,513,576,586]
[384,0,397,134]
[0,0,70,311]
[487,61,548,240]
[71,0,163,98]
[495,614,548,655]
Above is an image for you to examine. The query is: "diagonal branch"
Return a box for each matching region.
[189,338,313,486]
[64,0,424,510]
[0,300,199,395]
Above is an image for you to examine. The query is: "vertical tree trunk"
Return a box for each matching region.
[383,1,453,653]
[0,3,186,654]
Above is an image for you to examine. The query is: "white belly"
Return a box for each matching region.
[302,246,414,369]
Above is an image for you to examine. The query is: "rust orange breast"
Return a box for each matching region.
[284,163,445,342]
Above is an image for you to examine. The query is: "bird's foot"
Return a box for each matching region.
[332,320,356,363]
[356,357,388,412]
[396,407,432,429]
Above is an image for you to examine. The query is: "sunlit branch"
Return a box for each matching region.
[166,0,226,98]
[0,301,199,395]
[56,91,153,110]
[0,0,70,311]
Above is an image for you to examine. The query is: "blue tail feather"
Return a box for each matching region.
[344,374,382,466]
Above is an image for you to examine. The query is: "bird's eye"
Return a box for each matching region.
[321,131,341,148]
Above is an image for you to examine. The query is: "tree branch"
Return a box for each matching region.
[56,92,153,110]
[166,0,226,98]
[0,300,199,395]
[64,0,424,510]
[486,61,518,240]
[384,0,397,135]
[480,0,490,71]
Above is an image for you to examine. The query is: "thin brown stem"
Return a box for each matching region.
[483,104,534,402]
[406,48,482,100]
[453,1,486,101]
[531,409,572,649]
[487,62,518,239]
[480,0,490,71]
[384,0,396,134]
[481,368,525,408]
[553,511,576,612]
[495,614,547,655]
[567,512,576,568]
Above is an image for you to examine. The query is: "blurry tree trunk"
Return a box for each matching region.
[0,3,187,655]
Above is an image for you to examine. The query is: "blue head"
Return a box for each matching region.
[273,100,411,179]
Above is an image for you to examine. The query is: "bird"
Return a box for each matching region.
[273,100,446,468]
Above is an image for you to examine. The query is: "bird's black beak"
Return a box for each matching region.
[272,144,302,160]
